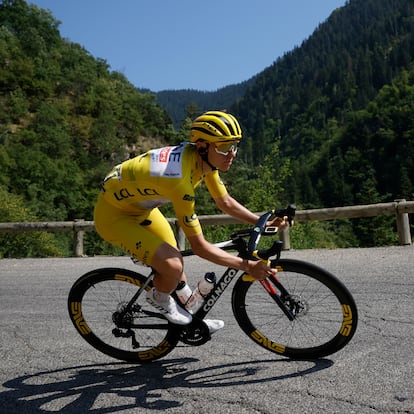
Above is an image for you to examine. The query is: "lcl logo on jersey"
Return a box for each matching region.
[137,188,160,196]
[183,214,198,227]
[113,188,134,201]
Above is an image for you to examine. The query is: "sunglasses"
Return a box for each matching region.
[214,141,239,155]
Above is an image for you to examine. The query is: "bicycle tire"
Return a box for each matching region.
[68,267,180,363]
[232,259,358,359]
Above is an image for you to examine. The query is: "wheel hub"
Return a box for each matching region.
[285,295,309,317]
[112,302,133,328]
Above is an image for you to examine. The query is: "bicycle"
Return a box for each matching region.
[68,205,358,363]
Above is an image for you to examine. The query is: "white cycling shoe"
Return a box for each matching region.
[146,288,192,325]
[204,319,225,335]
[146,289,224,333]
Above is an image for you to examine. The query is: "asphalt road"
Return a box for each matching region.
[0,246,413,413]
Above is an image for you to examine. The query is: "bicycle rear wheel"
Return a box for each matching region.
[232,259,358,359]
[68,268,179,363]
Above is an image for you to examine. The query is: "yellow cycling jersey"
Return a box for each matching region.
[100,142,228,237]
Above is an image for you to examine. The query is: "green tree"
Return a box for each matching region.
[0,185,64,257]
[246,139,292,212]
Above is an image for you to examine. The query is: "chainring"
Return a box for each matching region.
[179,318,211,346]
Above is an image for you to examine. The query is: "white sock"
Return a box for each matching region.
[153,289,170,303]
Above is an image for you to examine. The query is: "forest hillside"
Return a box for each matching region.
[0,0,413,257]
[149,0,414,248]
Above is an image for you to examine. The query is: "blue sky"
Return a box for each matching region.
[28,0,347,92]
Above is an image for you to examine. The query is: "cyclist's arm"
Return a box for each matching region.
[187,232,274,280]
[214,194,259,225]
[215,193,289,230]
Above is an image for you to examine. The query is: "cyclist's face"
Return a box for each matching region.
[209,141,238,171]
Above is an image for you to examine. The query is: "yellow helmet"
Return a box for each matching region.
[190,111,242,143]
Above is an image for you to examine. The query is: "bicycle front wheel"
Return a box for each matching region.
[68,268,180,363]
[232,259,358,359]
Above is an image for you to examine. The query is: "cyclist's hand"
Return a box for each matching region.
[267,215,292,231]
[247,260,277,280]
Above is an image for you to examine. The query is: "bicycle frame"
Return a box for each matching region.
[178,234,292,322]
[115,243,247,326]
[191,265,241,318]
[178,240,240,320]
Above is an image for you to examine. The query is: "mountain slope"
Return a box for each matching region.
[155,78,256,129]
[232,0,414,162]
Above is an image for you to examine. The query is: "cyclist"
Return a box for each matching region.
[94,111,287,332]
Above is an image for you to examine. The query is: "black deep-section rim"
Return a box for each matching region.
[231,259,358,359]
[68,267,180,363]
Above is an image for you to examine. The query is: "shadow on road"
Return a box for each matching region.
[1,357,333,412]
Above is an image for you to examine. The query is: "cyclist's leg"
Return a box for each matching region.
[94,196,192,324]
[95,196,186,290]
[145,210,225,333]
[139,207,188,293]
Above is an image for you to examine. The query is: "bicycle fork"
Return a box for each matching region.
[259,276,296,321]
[248,238,298,321]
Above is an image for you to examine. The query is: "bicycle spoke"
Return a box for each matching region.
[82,280,167,351]
[232,259,358,359]
[68,268,179,362]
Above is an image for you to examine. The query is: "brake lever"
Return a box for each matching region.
[273,204,296,226]
[240,205,296,259]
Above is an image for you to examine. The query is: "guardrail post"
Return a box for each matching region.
[395,199,412,245]
[279,226,291,250]
[174,221,186,251]
[73,219,85,257]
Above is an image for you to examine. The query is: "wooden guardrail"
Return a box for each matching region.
[0,200,412,256]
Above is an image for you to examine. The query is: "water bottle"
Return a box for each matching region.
[186,272,216,313]
[175,280,192,306]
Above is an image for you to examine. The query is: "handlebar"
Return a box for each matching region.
[181,205,296,260]
[231,204,296,260]
[247,211,273,253]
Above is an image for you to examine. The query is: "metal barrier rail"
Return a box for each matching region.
[0,200,412,256]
